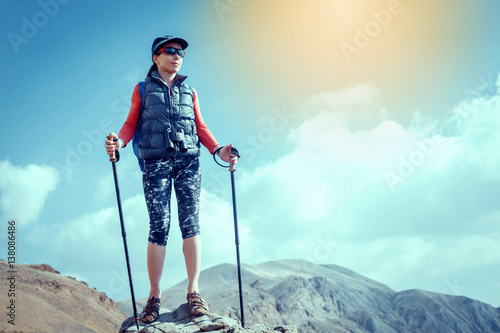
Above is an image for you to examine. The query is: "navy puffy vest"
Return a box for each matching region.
[138,72,200,159]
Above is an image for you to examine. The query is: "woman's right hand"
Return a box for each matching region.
[104,132,123,157]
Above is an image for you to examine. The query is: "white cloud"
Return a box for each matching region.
[56,193,148,264]
[94,173,115,202]
[337,235,500,280]
[54,193,149,299]
[302,83,388,130]
[0,160,59,225]
[199,188,257,264]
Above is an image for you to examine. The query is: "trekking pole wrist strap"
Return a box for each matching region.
[118,137,125,148]
[213,145,222,156]
[213,146,241,168]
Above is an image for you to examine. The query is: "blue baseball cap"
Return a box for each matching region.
[151,35,189,57]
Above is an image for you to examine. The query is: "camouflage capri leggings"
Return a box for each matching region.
[142,157,201,246]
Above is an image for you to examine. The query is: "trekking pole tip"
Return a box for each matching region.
[134,318,140,330]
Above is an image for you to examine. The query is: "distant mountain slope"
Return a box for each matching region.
[0,260,125,333]
[118,259,500,333]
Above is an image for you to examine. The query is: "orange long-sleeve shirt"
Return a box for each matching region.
[118,83,219,154]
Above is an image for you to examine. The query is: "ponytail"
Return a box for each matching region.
[147,63,158,77]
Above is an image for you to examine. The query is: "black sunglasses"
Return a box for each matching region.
[156,46,186,58]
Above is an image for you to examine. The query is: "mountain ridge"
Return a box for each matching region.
[119,259,500,333]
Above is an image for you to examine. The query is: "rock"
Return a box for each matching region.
[29,263,60,274]
[250,280,269,293]
[119,303,298,333]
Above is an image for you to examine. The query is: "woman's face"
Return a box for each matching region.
[153,42,184,74]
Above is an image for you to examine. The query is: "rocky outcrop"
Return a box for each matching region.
[0,260,126,333]
[119,303,297,333]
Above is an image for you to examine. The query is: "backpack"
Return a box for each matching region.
[132,81,146,171]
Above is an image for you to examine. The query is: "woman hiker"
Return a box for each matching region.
[104,35,236,323]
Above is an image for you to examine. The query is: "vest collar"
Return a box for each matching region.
[150,71,187,87]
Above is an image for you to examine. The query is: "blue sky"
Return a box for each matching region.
[1,0,500,309]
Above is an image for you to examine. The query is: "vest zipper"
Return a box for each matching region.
[168,76,186,157]
[168,84,176,157]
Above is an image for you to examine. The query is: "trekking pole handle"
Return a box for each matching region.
[229,147,240,172]
[229,154,237,172]
[107,135,118,163]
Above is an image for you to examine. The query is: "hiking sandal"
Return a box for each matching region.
[141,296,161,323]
[186,292,209,316]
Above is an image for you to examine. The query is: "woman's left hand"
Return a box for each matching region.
[218,144,238,165]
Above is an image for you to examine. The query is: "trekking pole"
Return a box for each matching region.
[107,135,140,331]
[213,146,244,327]
[229,155,245,328]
